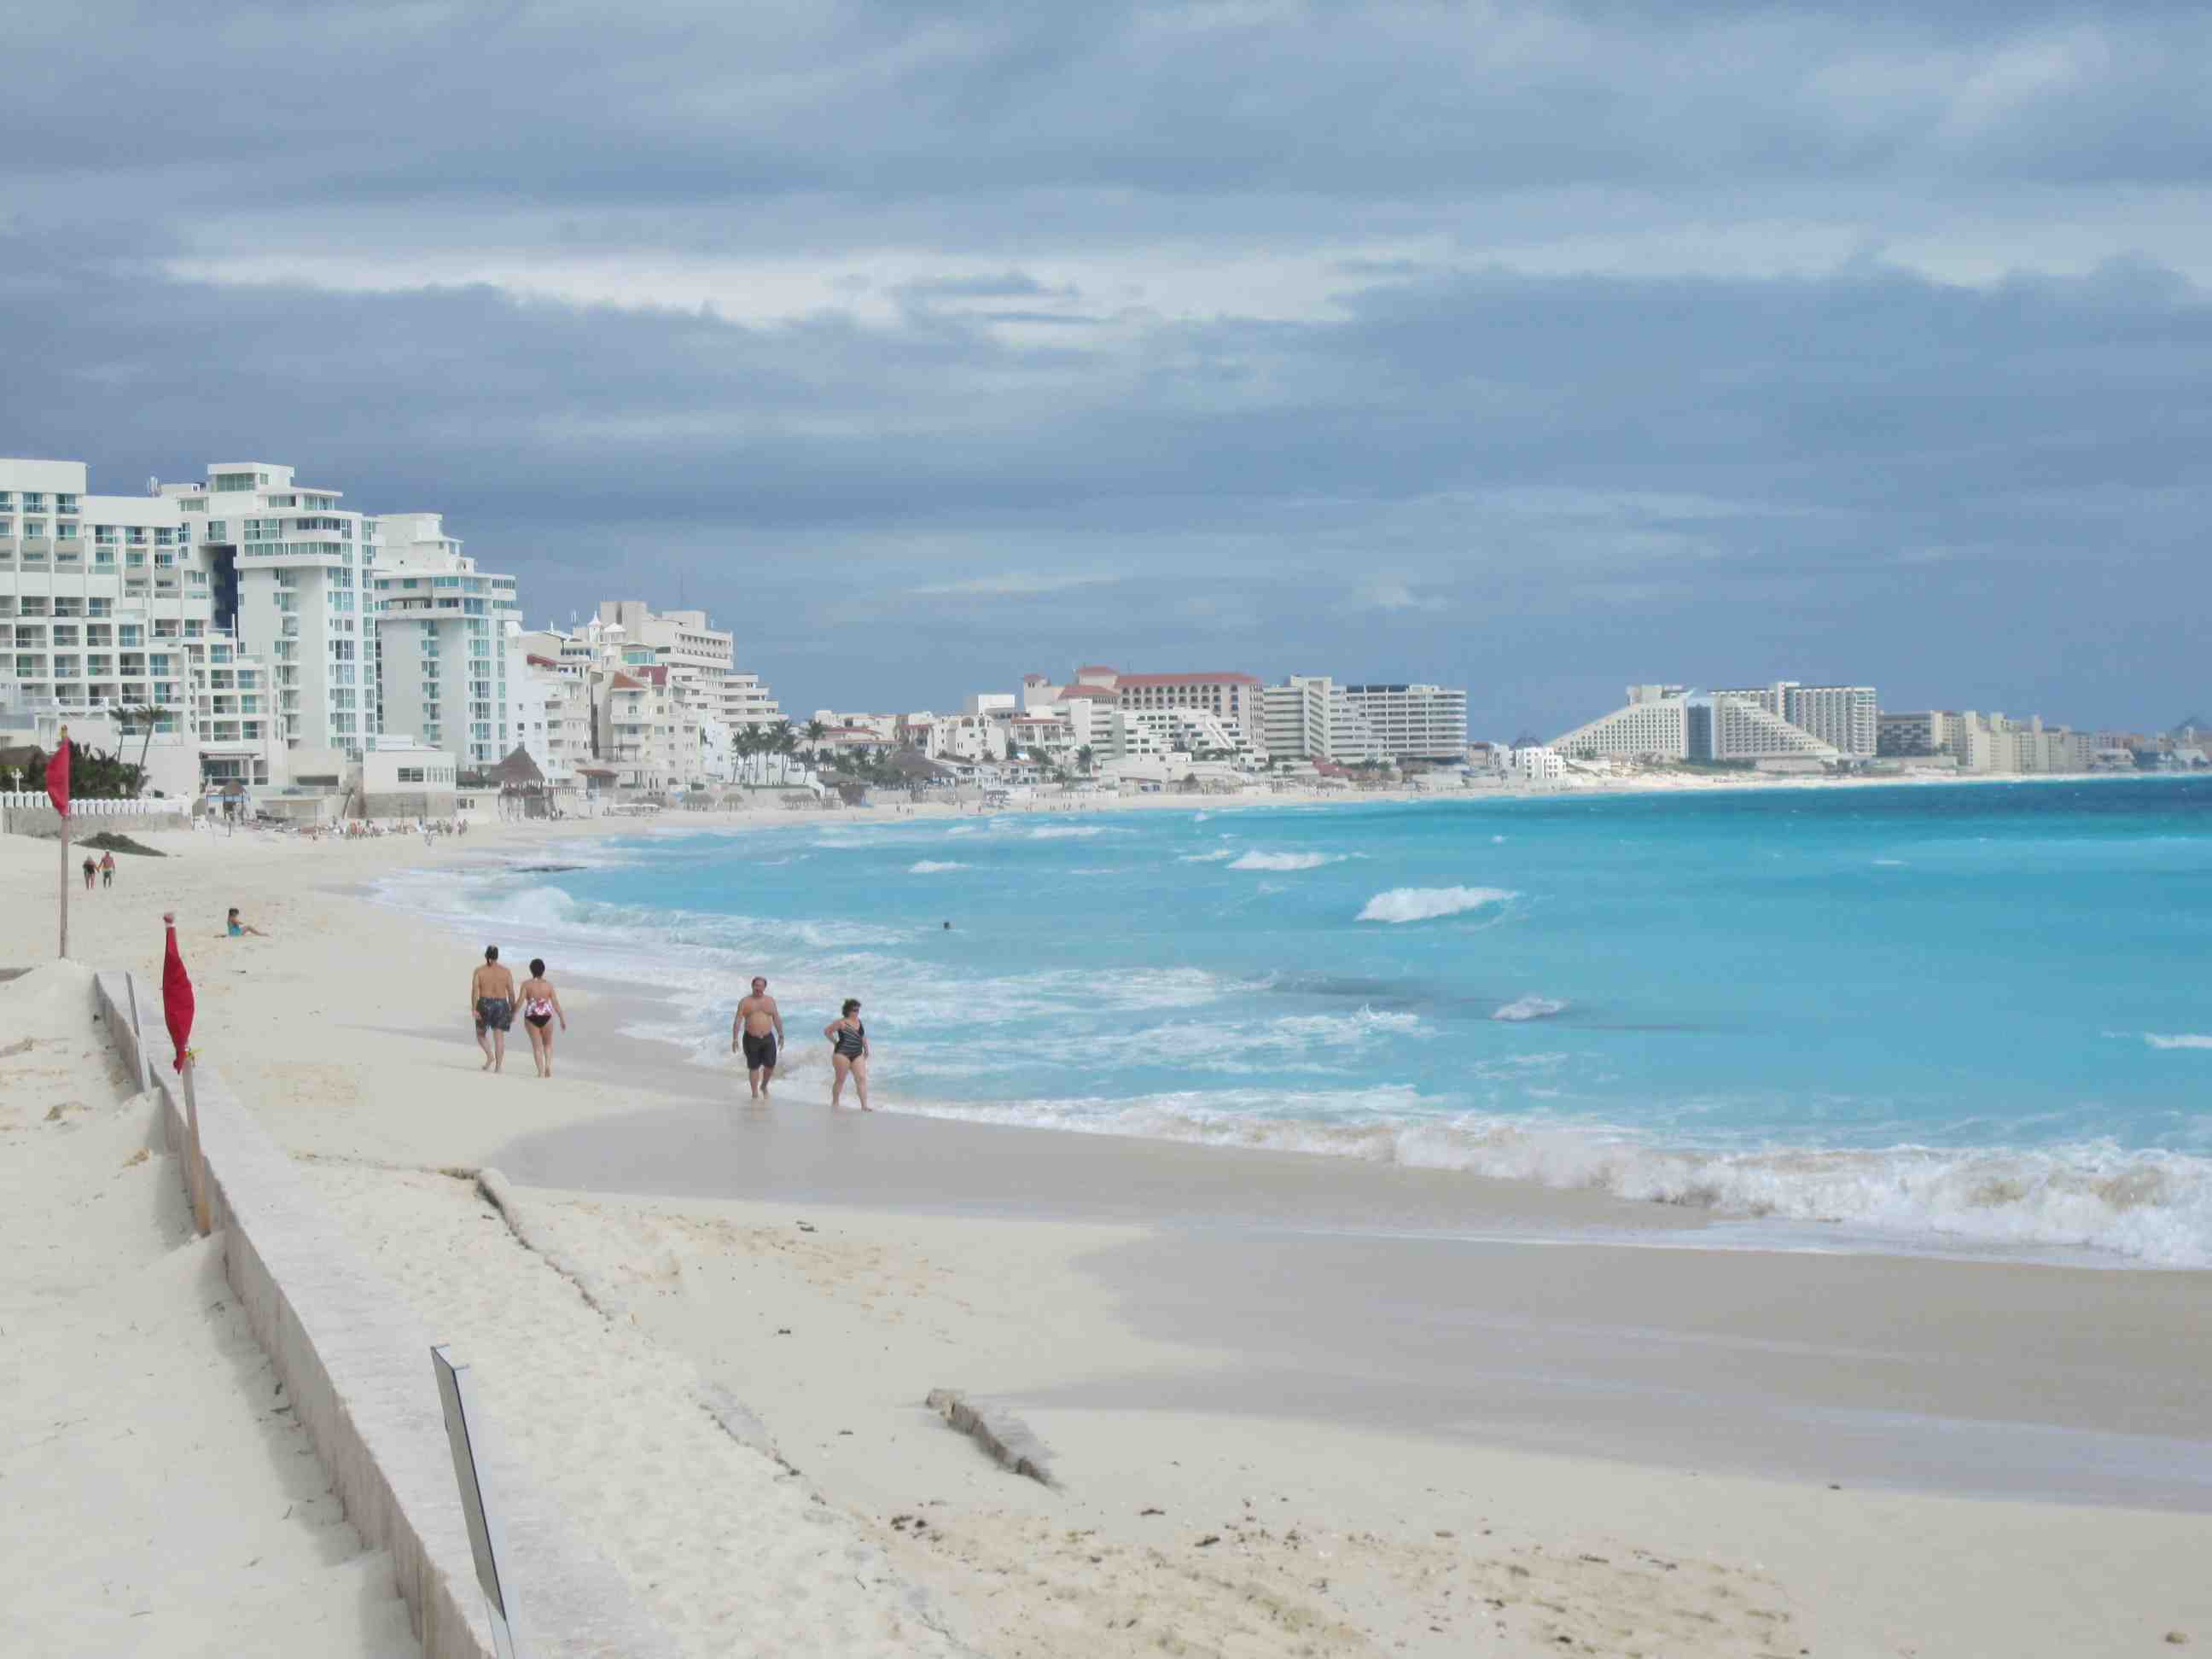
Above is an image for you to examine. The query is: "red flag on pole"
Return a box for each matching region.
[45,735,70,818]
[163,917,196,1072]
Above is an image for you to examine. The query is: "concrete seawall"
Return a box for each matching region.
[3,802,194,837]
[94,969,675,1659]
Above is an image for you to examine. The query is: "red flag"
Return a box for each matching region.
[163,917,196,1073]
[45,732,69,818]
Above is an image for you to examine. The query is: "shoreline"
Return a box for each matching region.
[358,785,2212,1275]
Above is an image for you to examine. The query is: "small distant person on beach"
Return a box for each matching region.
[517,958,567,1080]
[224,907,268,937]
[824,998,870,1111]
[470,946,516,1074]
[82,855,96,891]
[732,976,785,1100]
[99,851,116,888]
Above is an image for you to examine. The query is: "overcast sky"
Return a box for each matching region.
[5,1,2208,734]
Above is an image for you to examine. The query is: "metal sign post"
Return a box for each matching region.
[432,1346,525,1659]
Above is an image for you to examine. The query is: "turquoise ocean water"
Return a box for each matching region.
[385,777,2212,1266]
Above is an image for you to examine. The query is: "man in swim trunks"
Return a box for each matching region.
[470,945,517,1074]
[731,975,784,1099]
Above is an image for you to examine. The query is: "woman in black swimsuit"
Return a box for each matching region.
[517,958,567,1080]
[823,998,870,1111]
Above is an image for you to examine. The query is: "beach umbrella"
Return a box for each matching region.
[162,913,210,1235]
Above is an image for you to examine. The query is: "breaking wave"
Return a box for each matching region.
[1493,995,1569,1022]
[1230,851,1345,871]
[2145,1033,2212,1051]
[909,860,969,874]
[1358,885,1517,923]
[879,1091,2212,1266]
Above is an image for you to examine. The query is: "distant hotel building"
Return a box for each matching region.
[1552,684,1692,760]
[1878,709,2098,774]
[1556,679,1874,767]
[1710,682,1876,760]
[1071,666,1266,752]
[370,511,524,771]
[515,600,783,793]
[1262,675,1382,765]
[166,462,381,763]
[1876,711,1945,757]
[1342,683,1469,761]
[1690,693,1843,765]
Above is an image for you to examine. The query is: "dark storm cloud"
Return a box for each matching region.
[3,1,2209,727]
[10,2,2212,215]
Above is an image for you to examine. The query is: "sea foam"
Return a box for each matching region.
[2145,1033,2212,1051]
[876,1092,2212,1266]
[909,860,969,873]
[1229,851,1343,871]
[1357,885,1517,923]
[1493,995,1569,1022]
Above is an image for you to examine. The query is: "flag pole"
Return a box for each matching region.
[55,724,70,959]
[181,1052,209,1237]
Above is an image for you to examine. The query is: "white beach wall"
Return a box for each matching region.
[93,969,677,1659]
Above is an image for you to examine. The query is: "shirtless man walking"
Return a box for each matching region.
[731,976,785,1099]
[470,945,517,1074]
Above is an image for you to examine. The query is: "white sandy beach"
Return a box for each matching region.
[3,793,2209,1656]
[0,961,420,1658]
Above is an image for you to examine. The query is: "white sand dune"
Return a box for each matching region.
[0,963,419,1658]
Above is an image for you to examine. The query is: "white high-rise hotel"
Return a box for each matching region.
[14,452,786,796]
[162,463,381,761]
[371,512,524,769]
[166,465,533,775]
[3,457,282,795]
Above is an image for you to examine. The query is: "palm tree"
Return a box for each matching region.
[1076,744,1094,775]
[125,703,171,773]
[43,737,145,800]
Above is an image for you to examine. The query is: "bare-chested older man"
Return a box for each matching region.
[731,976,785,1099]
[469,945,517,1074]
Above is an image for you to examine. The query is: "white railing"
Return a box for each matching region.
[0,792,177,817]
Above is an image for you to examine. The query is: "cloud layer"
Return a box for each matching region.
[4,1,2207,730]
